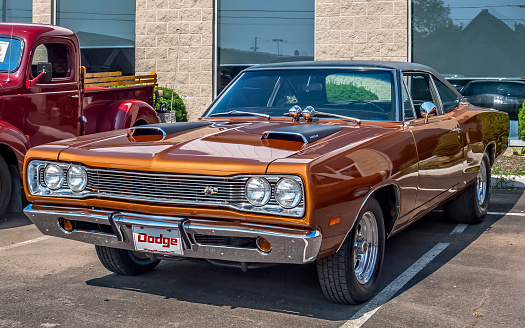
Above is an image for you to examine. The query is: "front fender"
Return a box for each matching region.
[96,100,160,133]
[0,120,29,174]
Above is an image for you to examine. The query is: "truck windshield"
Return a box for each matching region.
[206,69,396,121]
[0,37,23,73]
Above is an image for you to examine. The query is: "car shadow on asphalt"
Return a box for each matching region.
[0,211,33,230]
[85,188,524,322]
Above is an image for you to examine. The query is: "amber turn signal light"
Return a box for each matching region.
[256,237,272,253]
[59,218,73,232]
[329,216,341,226]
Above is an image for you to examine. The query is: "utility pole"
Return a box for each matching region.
[272,39,284,55]
[250,37,259,53]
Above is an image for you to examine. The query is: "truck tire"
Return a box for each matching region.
[317,197,385,304]
[443,153,490,224]
[95,245,160,275]
[0,156,12,218]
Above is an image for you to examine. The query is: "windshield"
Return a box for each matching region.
[0,37,23,73]
[206,69,396,121]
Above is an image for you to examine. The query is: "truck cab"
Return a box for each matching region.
[0,23,160,217]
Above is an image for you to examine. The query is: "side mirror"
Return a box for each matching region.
[420,101,436,124]
[26,62,52,87]
[37,62,52,82]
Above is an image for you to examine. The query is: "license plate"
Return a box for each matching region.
[132,226,183,255]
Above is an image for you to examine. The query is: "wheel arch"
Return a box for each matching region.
[484,142,496,167]
[335,183,400,253]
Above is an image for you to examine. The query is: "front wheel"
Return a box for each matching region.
[95,245,160,275]
[317,197,385,304]
[444,153,490,224]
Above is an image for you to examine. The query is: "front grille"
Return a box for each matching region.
[86,169,247,206]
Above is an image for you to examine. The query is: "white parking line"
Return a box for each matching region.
[488,211,525,217]
[342,242,449,328]
[450,224,468,234]
[0,236,50,252]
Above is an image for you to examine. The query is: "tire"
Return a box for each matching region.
[0,156,12,219]
[317,197,385,304]
[95,245,160,275]
[443,153,490,224]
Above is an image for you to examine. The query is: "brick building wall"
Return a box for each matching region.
[135,0,213,122]
[32,0,52,24]
[315,0,408,61]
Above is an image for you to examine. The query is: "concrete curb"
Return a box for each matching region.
[492,175,525,189]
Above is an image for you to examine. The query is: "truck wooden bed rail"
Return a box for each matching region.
[81,66,157,89]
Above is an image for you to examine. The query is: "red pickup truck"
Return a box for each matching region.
[0,23,160,217]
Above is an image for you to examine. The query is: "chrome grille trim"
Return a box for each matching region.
[29,160,305,218]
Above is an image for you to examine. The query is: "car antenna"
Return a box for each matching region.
[7,27,13,83]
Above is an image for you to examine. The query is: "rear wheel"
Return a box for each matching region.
[317,197,385,304]
[95,245,160,275]
[444,153,490,224]
[0,156,12,218]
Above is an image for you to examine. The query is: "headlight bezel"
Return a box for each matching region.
[245,176,272,207]
[27,160,91,198]
[274,177,302,209]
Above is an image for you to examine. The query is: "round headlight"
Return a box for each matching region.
[275,178,302,208]
[67,165,87,192]
[44,164,64,190]
[245,177,271,206]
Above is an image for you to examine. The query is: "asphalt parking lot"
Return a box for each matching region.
[1,188,524,328]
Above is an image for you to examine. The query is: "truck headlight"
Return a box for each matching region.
[67,165,87,192]
[245,177,271,206]
[275,178,302,208]
[44,164,64,190]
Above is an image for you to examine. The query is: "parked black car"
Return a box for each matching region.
[461,80,525,139]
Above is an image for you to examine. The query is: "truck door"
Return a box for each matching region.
[25,40,81,147]
[404,73,465,213]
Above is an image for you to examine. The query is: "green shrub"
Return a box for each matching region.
[519,100,525,141]
[154,86,187,122]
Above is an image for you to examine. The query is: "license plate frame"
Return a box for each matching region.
[132,226,183,255]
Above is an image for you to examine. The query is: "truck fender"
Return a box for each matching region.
[0,120,30,215]
[96,100,160,133]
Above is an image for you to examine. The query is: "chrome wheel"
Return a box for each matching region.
[353,211,379,285]
[476,159,487,206]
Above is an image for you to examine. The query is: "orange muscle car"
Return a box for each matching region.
[23,61,509,304]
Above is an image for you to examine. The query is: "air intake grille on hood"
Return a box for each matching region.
[261,124,342,143]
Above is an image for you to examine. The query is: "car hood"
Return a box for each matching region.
[56,120,390,176]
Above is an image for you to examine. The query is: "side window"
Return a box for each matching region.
[31,43,71,79]
[433,78,461,113]
[403,74,434,118]
[402,79,415,120]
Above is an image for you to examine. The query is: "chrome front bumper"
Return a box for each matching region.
[24,205,322,264]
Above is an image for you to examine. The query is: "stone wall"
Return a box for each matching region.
[315,0,408,61]
[33,0,52,24]
[135,0,214,121]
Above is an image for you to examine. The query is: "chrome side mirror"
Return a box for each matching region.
[420,101,436,124]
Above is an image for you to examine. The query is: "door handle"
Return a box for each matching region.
[452,128,462,134]
[71,95,79,98]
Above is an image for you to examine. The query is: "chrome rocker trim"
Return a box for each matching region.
[24,205,322,264]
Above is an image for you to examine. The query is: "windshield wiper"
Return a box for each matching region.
[315,111,361,125]
[209,110,270,120]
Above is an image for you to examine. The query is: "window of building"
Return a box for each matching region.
[0,0,32,22]
[216,0,315,95]
[411,0,525,78]
[56,0,135,75]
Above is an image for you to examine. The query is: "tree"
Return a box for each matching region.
[412,0,457,38]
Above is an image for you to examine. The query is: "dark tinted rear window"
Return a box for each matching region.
[462,82,525,98]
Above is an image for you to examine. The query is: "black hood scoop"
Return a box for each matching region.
[127,122,212,141]
[261,124,342,143]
